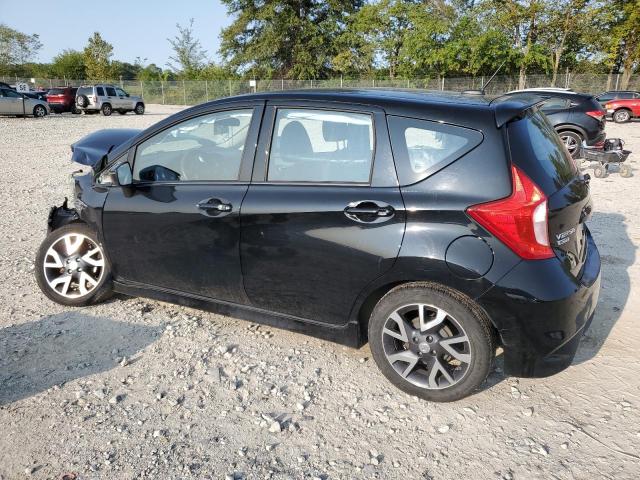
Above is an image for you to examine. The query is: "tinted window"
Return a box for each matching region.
[96,87,105,96]
[105,86,117,96]
[133,109,253,182]
[267,109,373,183]
[388,116,483,185]
[3,89,22,98]
[540,97,570,110]
[507,110,577,194]
[48,88,66,95]
[597,93,614,101]
[618,92,634,99]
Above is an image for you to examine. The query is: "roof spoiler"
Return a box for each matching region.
[491,96,545,128]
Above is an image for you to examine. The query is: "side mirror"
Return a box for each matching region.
[115,162,133,186]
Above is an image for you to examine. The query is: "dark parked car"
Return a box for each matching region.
[596,90,640,107]
[46,86,79,113]
[36,90,601,402]
[502,90,606,158]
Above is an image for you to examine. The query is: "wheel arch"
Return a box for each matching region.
[555,124,586,139]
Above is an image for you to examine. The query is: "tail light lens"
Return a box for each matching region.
[585,110,605,120]
[467,165,554,260]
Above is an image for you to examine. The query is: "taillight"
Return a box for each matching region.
[467,165,554,260]
[585,110,605,120]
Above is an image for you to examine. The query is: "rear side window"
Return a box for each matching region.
[267,109,374,183]
[96,87,105,96]
[388,116,483,185]
[540,97,570,110]
[507,110,577,194]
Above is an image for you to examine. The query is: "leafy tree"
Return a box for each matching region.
[50,49,86,79]
[137,63,164,81]
[0,24,42,75]
[219,0,363,79]
[112,61,141,80]
[606,0,640,88]
[83,32,114,80]
[167,18,208,78]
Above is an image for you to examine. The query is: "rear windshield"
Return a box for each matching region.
[47,88,66,95]
[507,110,577,194]
[77,87,92,96]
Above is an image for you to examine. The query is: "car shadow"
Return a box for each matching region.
[0,312,161,405]
[573,211,634,363]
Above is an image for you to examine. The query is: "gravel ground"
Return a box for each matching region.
[1,107,639,480]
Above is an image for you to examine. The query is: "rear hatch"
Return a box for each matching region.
[508,110,592,278]
[46,88,68,104]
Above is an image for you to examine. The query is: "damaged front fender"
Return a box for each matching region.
[48,198,81,232]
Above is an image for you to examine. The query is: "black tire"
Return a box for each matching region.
[593,165,607,178]
[117,110,127,115]
[558,130,583,159]
[368,282,494,402]
[613,109,631,124]
[35,224,112,307]
[101,103,113,116]
[71,104,81,114]
[620,164,632,178]
[76,95,89,108]
[33,104,47,118]
[134,103,145,115]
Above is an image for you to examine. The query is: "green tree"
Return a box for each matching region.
[83,32,114,80]
[219,0,363,79]
[167,19,207,78]
[0,24,42,75]
[606,0,640,88]
[50,49,86,79]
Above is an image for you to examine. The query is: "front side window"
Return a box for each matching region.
[388,116,483,185]
[267,109,374,183]
[116,88,127,96]
[133,109,253,182]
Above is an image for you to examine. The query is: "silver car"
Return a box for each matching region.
[76,84,145,116]
[0,88,50,117]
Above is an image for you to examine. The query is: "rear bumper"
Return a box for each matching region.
[478,228,601,377]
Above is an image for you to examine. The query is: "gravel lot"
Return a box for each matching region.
[1,106,639,480]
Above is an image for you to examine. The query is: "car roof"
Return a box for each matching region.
[502,89,592,100]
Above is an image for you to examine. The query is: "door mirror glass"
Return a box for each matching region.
[115,162,133,186]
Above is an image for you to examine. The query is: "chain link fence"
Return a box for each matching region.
[2,73,638,105]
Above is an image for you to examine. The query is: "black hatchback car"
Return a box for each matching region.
[36,90,601,402]
[502,90,606,158]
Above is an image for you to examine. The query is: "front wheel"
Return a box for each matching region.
[35,224,112,306]
[368,283,494,402]
[134,103,145,115]
[33,105,47,118]
[613,109,631,123]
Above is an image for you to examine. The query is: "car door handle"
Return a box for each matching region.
[197,198,232,213]
[344,201,395,223]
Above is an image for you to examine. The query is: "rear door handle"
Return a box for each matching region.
[344,201,395,223]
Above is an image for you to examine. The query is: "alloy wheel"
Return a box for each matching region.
[381,304,471,389]
[34,105,46,117]
[561,134,578,154]
[614,110,630,123]
[43,233,105,299]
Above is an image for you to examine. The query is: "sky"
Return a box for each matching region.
[0,0,233,66]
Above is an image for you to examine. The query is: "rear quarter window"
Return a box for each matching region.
[388,116,483,185]
[507,110,577,194]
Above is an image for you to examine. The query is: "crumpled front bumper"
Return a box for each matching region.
[47,198,79,232]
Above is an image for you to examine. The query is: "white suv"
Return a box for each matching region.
[76,84,145,116]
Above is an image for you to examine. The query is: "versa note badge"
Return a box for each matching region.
[556,227,576,246]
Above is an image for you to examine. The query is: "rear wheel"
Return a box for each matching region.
[593,165,608,178]
[613,109,631,123]
[368,283,494,402]
[558,131,582,158]
[35,224,112,307]
[101,103,112,116]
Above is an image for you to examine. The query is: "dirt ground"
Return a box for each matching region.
[0,106,639,480]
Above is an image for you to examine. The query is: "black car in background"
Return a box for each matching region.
[596,90,640,106]
[502,89,606,158]
[36,90,600,402]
